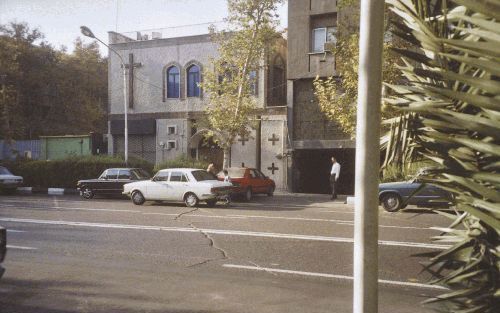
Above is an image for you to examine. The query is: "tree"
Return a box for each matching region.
[0,22,107,142]
[201,0,283,168]
[383,0,500,311]
[312,0,403,138]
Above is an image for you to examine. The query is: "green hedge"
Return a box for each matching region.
[1,156,153,188]
[380,161,433,183]
[154,155,209,173]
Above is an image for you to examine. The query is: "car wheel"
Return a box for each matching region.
[131,191,145,205]
[267,186,275,197]
[81,187,94,199]
[206,199,217,208]
[184,193,199,207]
[381,193,402,212]
[244,188,252,202]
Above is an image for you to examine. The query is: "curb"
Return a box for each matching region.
[17,187,79,195]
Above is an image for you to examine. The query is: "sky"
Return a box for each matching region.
[0,0,288,55]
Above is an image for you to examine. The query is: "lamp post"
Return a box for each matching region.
[80,26,128,165]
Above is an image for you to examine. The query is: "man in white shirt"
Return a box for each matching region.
[330,156,341,200]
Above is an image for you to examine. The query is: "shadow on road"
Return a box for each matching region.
[0,276,216,313]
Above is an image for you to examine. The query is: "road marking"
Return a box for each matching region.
[7,245,37,250]
[143,212,431,231]
[0,217,450,250]
[222,264,447,290]
[6,229,26,233]
[320,210,354,214]
[143,212,249,219]
[52,207,141,213]
[4,205,141,213]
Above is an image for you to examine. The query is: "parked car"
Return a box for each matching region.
[0,166,23,194]
[379,178,453,212]
[217,167,275,201]
[77,168,151,199]
[123,168,233,207]
[0,226,6,279]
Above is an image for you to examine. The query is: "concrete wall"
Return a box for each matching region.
[260,117,287,190]
[287,0,337,80]
[156,118,189,164]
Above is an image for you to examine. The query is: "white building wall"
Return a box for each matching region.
[230,128,257,168]
[261,116,287,190]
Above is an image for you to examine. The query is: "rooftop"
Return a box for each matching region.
[108,21,227,44]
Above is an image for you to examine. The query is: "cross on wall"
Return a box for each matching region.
[123,53,142,108]
[268,134,280,146]
[238,135,249,146]
[267,162,279,175]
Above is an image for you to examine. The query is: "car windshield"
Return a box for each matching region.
[191,170,216,181]
[227,168,246,178]
[0,167,13,175]
[132,169,150,179]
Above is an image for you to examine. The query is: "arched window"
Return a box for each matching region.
[270,56,286,106]
[187,65,200,97]
[167,66,180,98]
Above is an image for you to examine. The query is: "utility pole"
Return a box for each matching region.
[353,0,385,312]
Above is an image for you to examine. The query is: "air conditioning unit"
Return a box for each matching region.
[152,32,162,39]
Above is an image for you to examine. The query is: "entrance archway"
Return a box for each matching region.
[188,129,223,169]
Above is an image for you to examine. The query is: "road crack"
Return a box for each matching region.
[174,207,199,220]
[187,222,229,268]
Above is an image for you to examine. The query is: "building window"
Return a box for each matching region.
[167,140,176,150]
[167,125,177,135]
[249,70,258,96]
[167,66,180,98]
[312,27,337,52]
[187,65,200,97]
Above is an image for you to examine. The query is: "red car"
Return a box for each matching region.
[218,167,275,201]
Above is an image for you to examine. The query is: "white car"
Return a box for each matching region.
[0,166,23,194]
[123,168,233,207]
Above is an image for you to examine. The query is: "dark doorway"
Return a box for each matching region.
[197,137,223,170]
[293,148,355,195]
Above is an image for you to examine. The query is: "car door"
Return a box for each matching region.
[167,171,190,201]
[116,169,134,194]
[147,171,170,200]
[102,169,119,194]
[249,169,266,193]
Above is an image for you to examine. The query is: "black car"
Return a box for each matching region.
[379,179,453,212]
[0,226,6,279]
[77,168,151,199]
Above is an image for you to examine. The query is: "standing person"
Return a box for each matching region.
[222,169,232,206]
[206,163,217,178]
[330,156,341,200]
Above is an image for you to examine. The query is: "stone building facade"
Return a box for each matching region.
[287,0,356,194]
[107,31,288,190]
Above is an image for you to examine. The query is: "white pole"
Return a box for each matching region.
[353,0,385,312]
[122,64,128,166]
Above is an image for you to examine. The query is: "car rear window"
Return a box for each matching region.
[191,170,216,181]
[131,169,151,180]
[227,168,246,178]
[0,167,12,175]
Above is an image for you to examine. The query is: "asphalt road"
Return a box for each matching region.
[0,193,451,313]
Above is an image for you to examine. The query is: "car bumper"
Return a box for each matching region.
[0,182,22,189]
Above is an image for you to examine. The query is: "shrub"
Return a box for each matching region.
[0,156,153,188]
[154,155,209,173]
[381,161,433,183]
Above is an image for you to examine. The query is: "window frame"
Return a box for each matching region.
[187,64,201,97]
[166,66,180,99]
[311,26,337,53]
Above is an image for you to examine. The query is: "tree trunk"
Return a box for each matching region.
[223,147,231,169]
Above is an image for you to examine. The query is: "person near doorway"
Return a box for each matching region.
[207,163,218,178]
[221,169,232,206]
[330,156,341,200]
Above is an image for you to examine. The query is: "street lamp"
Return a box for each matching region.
[80,26,128,165]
